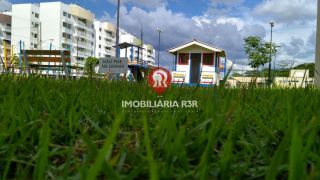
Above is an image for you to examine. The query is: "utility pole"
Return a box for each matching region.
[156,28,162,67]
[141,26,143,64]
[19,40,22,74]
[315,0,320,87]
[115,0,120,58]
[268,21,274,87]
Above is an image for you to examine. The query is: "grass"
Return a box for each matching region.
[0,76,320,179]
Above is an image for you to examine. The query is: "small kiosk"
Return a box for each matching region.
[168,40,227,86]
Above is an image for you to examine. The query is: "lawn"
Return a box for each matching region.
[0,76,320,179]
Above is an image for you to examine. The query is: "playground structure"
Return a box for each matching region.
[0,47,83,77]
[0,41,13,73]
[1,40,163,82]
[23,50,73,77]
[117,42,155,82]
[168,40,228,86]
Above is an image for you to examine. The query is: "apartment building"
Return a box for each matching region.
[119,29,155,65]
[0,13,11,65]
[40,2,73,52]
[94,20,116,58]
[11,4,40,52]
[143,44,156,65]
[69,4,95,67]
[11,2,95,68]
[8,2,154,69]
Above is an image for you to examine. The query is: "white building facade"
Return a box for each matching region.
[7,2,155,71]
[40,2,73,52]
[143,44,156,65]
[11,2,95,68]
[11,4,40,52]
[0,13,11,65]
[69,4,95,67]
[94,20,116,58]
[119,29,155,65]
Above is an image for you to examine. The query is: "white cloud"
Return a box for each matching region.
[100,0,317,68]
[308,31,316,46]
[113,6,266,68]
[254,0,316,24]
[210,0,243,6]
[216,17,245,30]
[0,0,11,12]
[99,11,113,22]
[279,31,316,63]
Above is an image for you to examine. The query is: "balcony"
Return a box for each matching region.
[74,20,94,32]
[0,34,11,41]
[2,27,11,33]
[62,27,73,34]
[73,42,93,51]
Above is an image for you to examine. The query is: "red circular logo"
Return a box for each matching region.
[148,67,172,95]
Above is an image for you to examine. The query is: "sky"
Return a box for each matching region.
[0,0,317,71]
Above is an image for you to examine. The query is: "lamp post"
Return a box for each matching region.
[268,21,274,86]
[156,28,162,67]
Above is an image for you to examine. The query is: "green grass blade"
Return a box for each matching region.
[86,114,123,180]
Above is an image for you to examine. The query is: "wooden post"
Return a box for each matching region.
[61,50,69,78]
[315,0,320,87]
[24,50,30,76]
[3,41,7,71]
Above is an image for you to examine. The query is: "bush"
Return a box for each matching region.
[84,57,99,78]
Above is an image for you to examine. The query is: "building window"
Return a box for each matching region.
[178,53,189,65]
[99,45,101,48]
[68,13,71,18]
[63,11,67,17]
[99,28,102,32]
[63,22,72,29]
[62,32,71,39]
[34,44,38,48]
[203,53,214,66]
[99,36,101,40]
[35,13,39,18]
[62,43,71,50]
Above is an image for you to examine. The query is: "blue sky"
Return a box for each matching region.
[7,0,262,18]
[0,0,318,70]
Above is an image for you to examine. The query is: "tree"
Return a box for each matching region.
[84,57,99,78]
[244,36,278,70]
